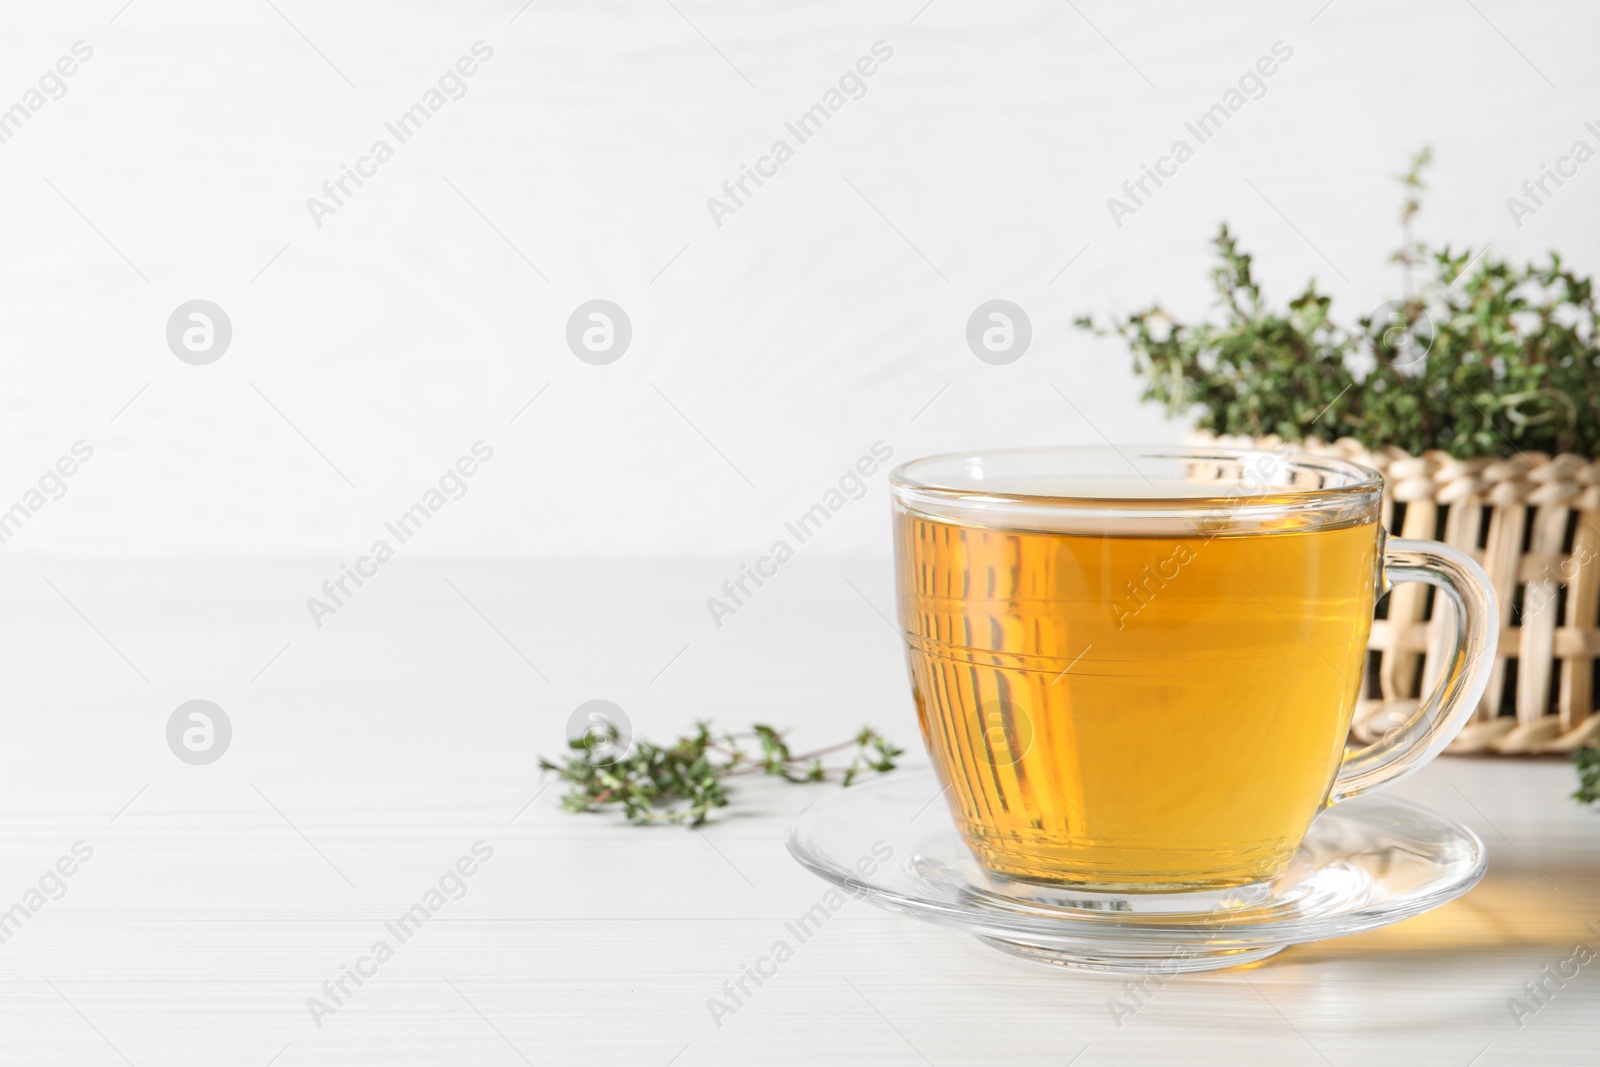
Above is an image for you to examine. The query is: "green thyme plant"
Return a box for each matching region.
[539,720,903,827]
[1076,150,1600,459]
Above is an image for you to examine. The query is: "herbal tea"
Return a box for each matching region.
[895,511,1377,889]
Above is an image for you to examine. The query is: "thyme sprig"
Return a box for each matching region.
[1576,747,1600,807]
[539,721,903,827]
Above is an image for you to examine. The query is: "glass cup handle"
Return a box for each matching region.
[1327,536,1499,806]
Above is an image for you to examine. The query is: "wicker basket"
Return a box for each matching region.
[1193,432,1600,755]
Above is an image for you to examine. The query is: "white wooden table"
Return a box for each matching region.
[0,558,1594,1065]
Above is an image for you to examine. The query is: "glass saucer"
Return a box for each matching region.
[786,771,1486,973]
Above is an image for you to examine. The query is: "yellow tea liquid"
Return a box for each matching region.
[895,511,1377,889]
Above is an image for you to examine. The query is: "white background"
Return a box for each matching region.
[2,0,1597,558]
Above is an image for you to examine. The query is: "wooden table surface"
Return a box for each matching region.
[0,558,1595,1066]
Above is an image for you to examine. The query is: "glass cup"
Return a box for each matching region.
[890,445,1496,893]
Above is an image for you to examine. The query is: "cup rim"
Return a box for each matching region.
[889,445,1384,508]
